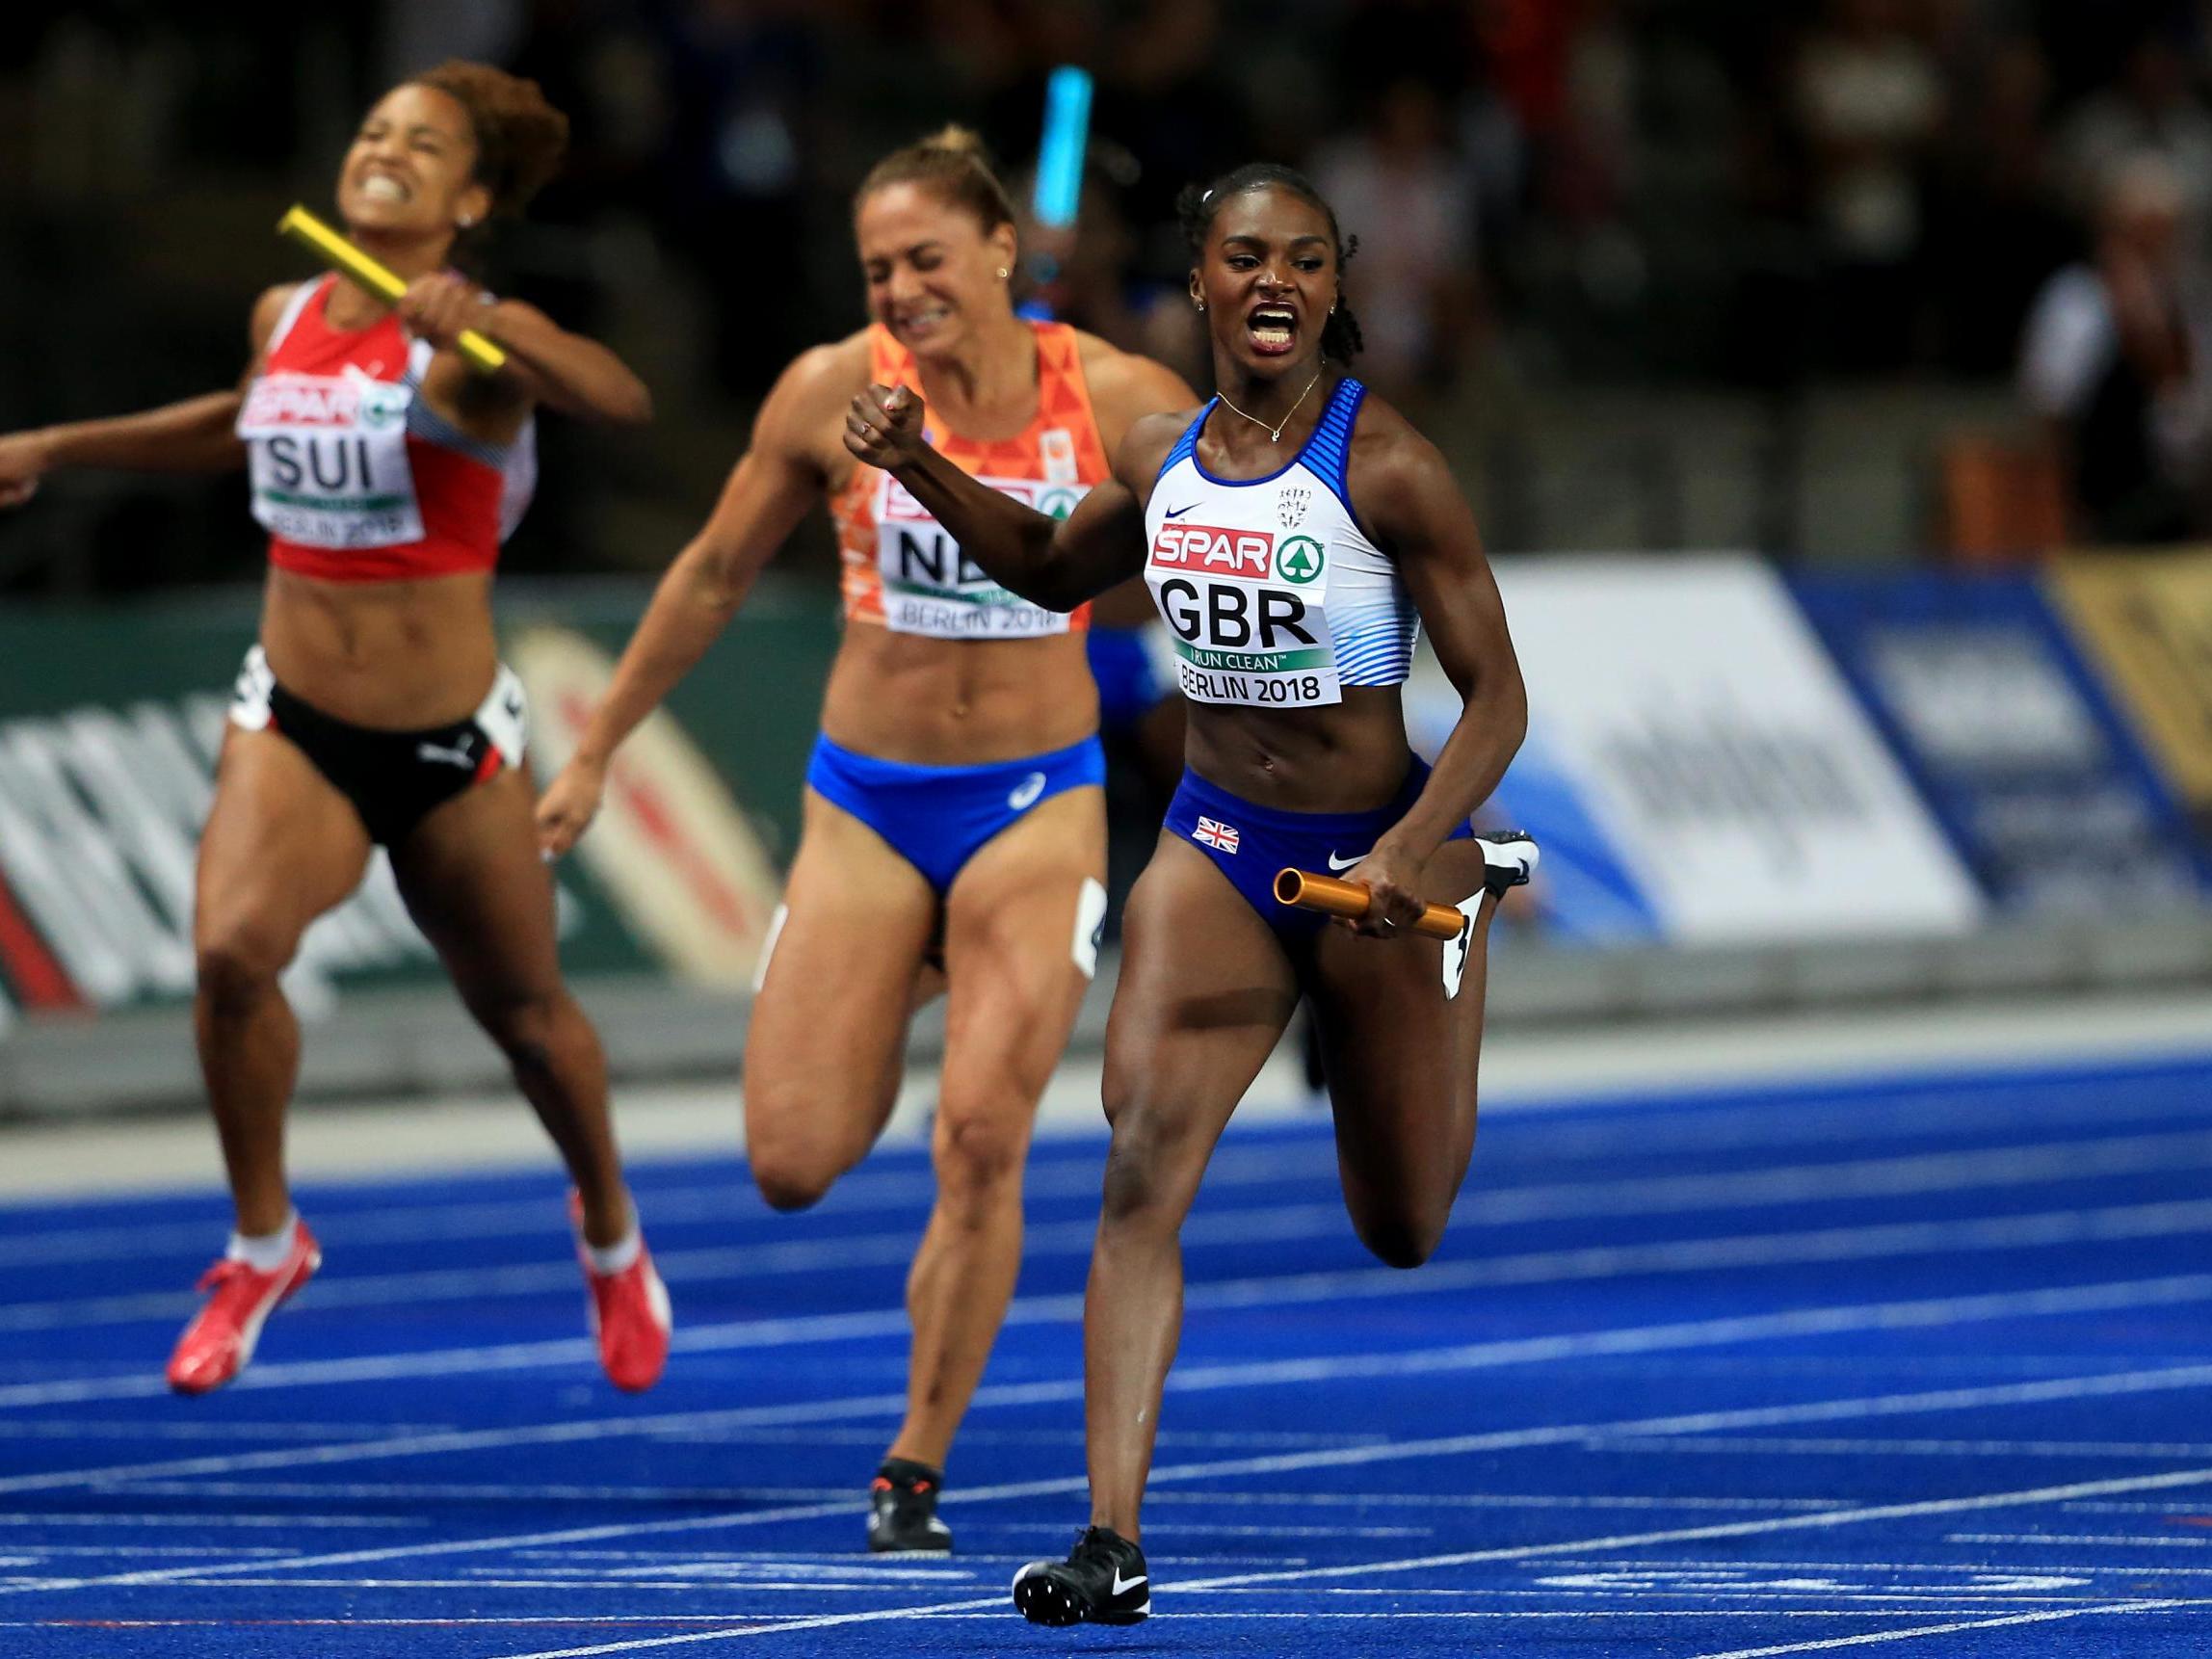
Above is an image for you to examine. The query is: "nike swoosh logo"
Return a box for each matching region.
[1326,850,1364,872]
[1164,503,1200,518]
[1112,1569,1147,1594]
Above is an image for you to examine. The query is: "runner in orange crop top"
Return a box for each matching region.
[536,127,1197,1552]
[0,63,672,1400]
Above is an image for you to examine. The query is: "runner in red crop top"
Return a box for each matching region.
[0,62,671,1399]
[535,128,1197,1551]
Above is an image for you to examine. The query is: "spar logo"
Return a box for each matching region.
[241,374,408,431]
[1150,523,1276,579]
[882,475,1054,523]
[1278,536,1324,585]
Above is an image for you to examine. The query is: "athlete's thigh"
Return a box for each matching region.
[196,727,374,957]
[1305,839,1491,1214]
[743,788,940,1153]
[1098,835,1301,1206]
[939,785,1106,1119]
[383,768,564,1001]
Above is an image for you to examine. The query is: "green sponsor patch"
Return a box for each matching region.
[1171,639,1331,672]
[881,577,1026,607]
[1277,535,1325,585]
[259,489,411,513]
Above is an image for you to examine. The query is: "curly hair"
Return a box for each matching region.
[1175,163,1364,362]
[410,60,569,217]
[856,124,1018,233]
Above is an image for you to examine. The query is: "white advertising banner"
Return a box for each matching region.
[1492,555,1984,942]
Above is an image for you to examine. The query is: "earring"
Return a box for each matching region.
[1196,300,1207,312]
[458,214,476,229]
[996,267,1010,278]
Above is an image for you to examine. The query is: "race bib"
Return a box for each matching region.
[240,371,424,549]
[873,472,1085,640]
[1146,519,1341,708]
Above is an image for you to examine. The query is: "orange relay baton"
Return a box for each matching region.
[1274,868,1467,941]
[276,204,509,375]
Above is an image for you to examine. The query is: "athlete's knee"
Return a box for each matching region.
[1097,1100,1198,1229]
[932,1097,1031,1204]
[194,920,294,1011]
[471,986,573,1074]
[749,1149,836,1213]
[744,1099,850,1212]
[1349,1199,1448,1270]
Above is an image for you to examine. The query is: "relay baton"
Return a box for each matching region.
[1017,66,1093,315]
[276,204,508,375]
[1274,868,1468,941]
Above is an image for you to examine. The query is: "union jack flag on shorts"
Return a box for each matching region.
[1193,815,1240,853]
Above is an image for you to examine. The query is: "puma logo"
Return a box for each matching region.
[417,739,476,769]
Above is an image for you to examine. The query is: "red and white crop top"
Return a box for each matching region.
[236,275,536,582]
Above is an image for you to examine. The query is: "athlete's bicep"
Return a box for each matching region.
[1051,476,1146,589]
[238,284,298,390]
[689,441,820,594]
[1368,442,1519,704]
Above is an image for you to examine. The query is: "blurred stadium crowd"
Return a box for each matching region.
[10,0,2212,588]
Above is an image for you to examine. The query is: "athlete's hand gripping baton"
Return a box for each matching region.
[276,205,508,375]
[1273,868,1467,940]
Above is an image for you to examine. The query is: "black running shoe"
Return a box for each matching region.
[1476,830,1540,899]
[867,1458,952,1553]
[1013,1525,1149,1625]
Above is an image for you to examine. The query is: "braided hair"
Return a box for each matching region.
[1174,163,1364,362]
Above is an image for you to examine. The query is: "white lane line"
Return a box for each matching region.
[1144,1490,1851,1513]
[1596,1435,2212,1461]
[1689,1599,2194,1657]
[23,1337,2212,1598]
[1161,1468,2212,1596]
[0,1139,1327,1269]
[13,1188,2212,1402]
[0,1512,415,1530]
[1945,1533,2212,1548]
[1470,1129,2212,1224]
[0,1610,2137,1626]
[17,1127,2212,1332]
[481,1470,2212,1658]
[13,1280,2212,1506]
[1526,1554,2212,1577]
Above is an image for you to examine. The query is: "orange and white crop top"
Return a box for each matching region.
[830,321,1108,638]
[237,275,537,583]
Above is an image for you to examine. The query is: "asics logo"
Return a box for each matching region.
[1326,850,1365,872]
[1111,1568,1147,1595]
[1163,502,1200,518]
[1008,772,1047,810]
[417,739,476,768]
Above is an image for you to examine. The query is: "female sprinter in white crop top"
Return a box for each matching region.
[844,161,1536,1625]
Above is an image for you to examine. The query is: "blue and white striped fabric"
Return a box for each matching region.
[1145,377,1419,705]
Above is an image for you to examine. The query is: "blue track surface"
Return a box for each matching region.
[7,1057,2212,1655]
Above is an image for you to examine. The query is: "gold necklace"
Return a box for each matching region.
[1215,369,1325,443]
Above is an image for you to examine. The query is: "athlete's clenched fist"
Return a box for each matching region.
[844,383,928,471]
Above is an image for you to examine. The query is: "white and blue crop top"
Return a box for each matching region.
[1141,379,1417,709]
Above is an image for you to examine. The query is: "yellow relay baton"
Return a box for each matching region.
[276,204,509,375]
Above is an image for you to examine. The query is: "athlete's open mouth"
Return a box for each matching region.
[356,172,411,205]
[896,303,953,337]
[1247,305,1298,356]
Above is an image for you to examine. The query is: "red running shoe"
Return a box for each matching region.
[166,1221,321,1395]
[571,1193,672,1392]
